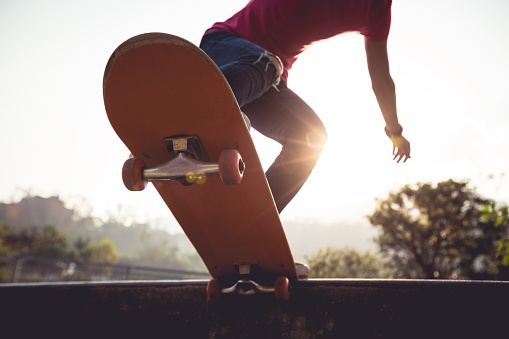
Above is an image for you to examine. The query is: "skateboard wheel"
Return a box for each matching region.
[207,278,221,301]
[219,149,244,185]
[274,276,291,301]
[122,157,147,191]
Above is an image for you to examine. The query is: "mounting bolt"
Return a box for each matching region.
[239,161,246,172]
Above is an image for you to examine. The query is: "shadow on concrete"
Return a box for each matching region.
[1,279,507,338]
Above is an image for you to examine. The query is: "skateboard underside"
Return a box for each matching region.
[103,33,297,298]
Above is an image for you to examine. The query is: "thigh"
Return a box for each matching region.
[200,31,267,68]
[200,31,282,107]
[242,83,328,148]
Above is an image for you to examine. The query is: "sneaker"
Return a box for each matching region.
[295,262,310,279]
[241,111,251,131]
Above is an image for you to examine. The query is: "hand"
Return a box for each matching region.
[389,135,411,163]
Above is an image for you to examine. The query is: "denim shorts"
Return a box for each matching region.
[200,31,283,107]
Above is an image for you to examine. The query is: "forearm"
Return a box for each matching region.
[372,75,401,133]
[364,38,410,162]
[364,38,401,133]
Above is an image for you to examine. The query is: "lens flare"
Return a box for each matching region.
[186,172,196,184]
[196,174,207,185]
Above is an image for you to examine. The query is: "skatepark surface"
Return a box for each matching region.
[1,279,507,338]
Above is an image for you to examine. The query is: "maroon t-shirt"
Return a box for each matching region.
[207,0,392,82]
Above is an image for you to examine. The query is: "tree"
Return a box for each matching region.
[0,224,119,264]
[77,238,118,264]
[2,224,71,259]
[305,247,388,278]
[32,225,71,259]
[482,203,509,280]
[0,222,9,255]
[368,179,509,280]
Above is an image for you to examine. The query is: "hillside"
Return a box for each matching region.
[0,195,195,258]
[0,195,378,265]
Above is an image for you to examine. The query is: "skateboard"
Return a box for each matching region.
[103,33,298,300]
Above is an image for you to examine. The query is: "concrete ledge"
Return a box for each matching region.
[1,279,507,338]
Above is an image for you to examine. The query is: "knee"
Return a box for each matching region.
[276,135,326,176]
[276,120,327,175]
[294,122,328,152]
[305,128,328,151]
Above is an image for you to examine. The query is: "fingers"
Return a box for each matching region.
[393,146,410,163]
[391,137,411,163]
[393,152,410,163]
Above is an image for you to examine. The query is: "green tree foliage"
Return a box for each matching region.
[482,203,509,280]
[2,225,70,259]
[76,238,118,264]
[0,194,204,272]
[0,224,118,264]
[368,179,509,280]
[0,222,9,255]
[0,223,9,255]
[305,247,388,278]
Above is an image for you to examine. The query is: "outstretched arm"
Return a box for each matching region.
[364,38,411,163]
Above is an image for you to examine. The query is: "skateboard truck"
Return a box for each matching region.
[122,135,245,190]
[207,276,291,301]
[165,135,209,162]
[207,263,291,301]
[222,279,279,295]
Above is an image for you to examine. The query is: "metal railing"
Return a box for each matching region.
[0,254,209,283]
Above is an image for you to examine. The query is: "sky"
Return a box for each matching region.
[1,0,509,237]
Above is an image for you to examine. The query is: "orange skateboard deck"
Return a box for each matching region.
[103,33,297,299]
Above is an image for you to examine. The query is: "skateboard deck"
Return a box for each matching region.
[103,33,297,298]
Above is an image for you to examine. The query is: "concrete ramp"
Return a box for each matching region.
[1,279,507,338]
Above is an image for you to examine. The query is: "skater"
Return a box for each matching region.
[200,0,411,213]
